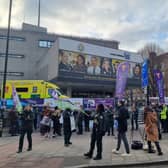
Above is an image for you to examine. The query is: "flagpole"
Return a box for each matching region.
[147,59,150,106]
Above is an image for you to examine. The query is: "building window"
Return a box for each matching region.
[0,72,24,76]
[0,35,25,41]
[38,40,54,48]
[0,53,24,59]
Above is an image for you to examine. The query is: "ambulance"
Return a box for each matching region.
[2,80,68,99]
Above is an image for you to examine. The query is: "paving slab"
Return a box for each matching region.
[0,127,168,168]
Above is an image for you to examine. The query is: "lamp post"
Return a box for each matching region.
[0,0,13,137]
[38,0,40,27]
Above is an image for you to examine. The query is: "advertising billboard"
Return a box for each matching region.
[58,49,141,83]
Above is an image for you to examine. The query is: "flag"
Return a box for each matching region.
[141,60,148,88]
[115,62,130,100]
[153,69,165,104]
[12,85,23,113]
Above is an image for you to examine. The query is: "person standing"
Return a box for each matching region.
[17,105,33,153]
[160,104,168,133]
[131,103,139,130]
[63,108,72,147]
[52,106,61,137]
[77,106,84,135]
[106,106,114,136]
[112,100,131,156]
[144,106,163,155]
[8,106,18,136]
[40,106,52,138]
[152,104,162,140]
[84,104,106,160]
[33,106,38,130]
[84,110,90,132]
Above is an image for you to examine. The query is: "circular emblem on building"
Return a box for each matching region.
[78,43,84,51]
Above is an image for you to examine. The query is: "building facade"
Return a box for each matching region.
[0,23,143,98]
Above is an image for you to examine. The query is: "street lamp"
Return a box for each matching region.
[0,0,13,137]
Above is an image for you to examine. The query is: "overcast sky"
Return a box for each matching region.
[0,0,168,52]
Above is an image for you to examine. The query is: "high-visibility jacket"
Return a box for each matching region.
[160,106,167,120]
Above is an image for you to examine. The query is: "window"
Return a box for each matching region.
[0,35,25,41]
[0,72,24,76]
[38,40,54,48]
[0,53,24,59]
[48,88,61,97]
[16,88,28,92]
[32,86,38,93]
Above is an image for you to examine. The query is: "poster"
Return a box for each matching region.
[58,49,141,81]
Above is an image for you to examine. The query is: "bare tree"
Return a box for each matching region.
[138,42,164,60]
[138,43,164,97]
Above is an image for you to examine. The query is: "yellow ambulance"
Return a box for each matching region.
[3,80,68,99]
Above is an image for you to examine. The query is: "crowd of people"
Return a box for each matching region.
[6,100,168,159]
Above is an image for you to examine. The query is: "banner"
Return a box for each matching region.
[12,85,23,113]
[58,49,141,82]
[153,69,165,104]
[141,60,148,88]
[115,62,130,100]
[83,98,114,110]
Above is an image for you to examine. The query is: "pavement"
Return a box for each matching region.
[0,126,168,168]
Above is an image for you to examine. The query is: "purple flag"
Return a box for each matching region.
[115,62,130,100]
[153,69,165,104]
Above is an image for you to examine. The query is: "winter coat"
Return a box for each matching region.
[63,110,71,133]
[92,112,106,136]
[20,109,33,131]
[145,111,158,142]
[116,106,129,133]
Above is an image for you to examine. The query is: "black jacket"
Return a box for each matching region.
[20,110,33,131]
[92,112,106,136]
[117,106,129,133]
[63,110,71,133]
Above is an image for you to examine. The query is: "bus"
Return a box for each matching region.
[2,80,68,99]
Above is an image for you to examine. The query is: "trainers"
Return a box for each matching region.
[112,149,120,154]
[121,153,131,156]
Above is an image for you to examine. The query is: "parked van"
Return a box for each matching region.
[1,80,68,99]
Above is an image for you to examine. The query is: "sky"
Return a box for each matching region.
[0,0,168,52]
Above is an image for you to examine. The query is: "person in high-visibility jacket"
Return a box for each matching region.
[160,104,168,133]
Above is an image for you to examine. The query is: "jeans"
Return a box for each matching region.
[116,132,130,153]
[131,115,138,130]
